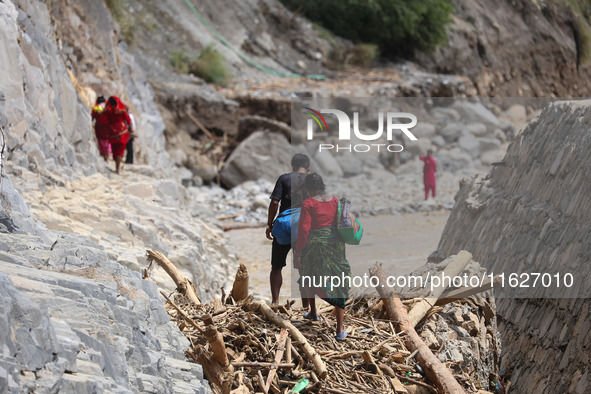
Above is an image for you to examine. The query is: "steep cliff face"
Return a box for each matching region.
[434,101,591,392]
[418,0,591,97]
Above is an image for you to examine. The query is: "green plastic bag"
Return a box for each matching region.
[291,378,309,393]
[336,198,363,245]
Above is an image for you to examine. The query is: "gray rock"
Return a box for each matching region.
[313,150,344,177]
[438,148,474,172]
[430,107,461,122]
[431,135,446,148]
[479,150,505,165]
[188,154,218,183]
[452,101,501,129]
[404,139,432,157]
[335,155,363,177]
[458,133,480,158]
[220,131,292,188]
[478,137,502,153]
[504,104,527,125]
[465,122,488,137]
[439,123,463,143]
[411,122,437,139]
[493,128,508,143]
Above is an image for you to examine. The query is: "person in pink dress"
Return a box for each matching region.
[420,149,437,200]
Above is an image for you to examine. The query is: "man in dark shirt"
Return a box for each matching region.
[266,154,310,305]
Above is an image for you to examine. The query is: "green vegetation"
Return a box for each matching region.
[280,0,454,57]
[189,45,231,85]
[347,44,379,67]
[327,43,379,70]
[171,50,191,74]
[105,0,135,43]
[170,45,231,85]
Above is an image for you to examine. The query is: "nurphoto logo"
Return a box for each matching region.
[303,107,418,153]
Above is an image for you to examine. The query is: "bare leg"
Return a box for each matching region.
[298,269,309,309]
[335,306,345,334]
[270,267,283,305]
[114,155,123,174]
[102,154,109,162]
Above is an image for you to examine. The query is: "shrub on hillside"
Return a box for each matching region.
[189,45,231,86]
[280,0,454,57]
[171,50,191,74]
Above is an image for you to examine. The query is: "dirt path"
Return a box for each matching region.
[225,210,449,303]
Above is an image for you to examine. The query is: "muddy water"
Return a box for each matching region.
[225,211,449,303]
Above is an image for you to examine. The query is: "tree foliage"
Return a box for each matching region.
[280,0,454,57]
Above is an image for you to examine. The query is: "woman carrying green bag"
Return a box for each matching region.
[293,173,351,341]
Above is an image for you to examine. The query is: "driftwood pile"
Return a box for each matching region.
[145,249,496,394]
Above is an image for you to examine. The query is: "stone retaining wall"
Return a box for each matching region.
[434,100,591,392]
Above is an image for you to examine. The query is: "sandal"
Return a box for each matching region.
[303,312,319,321]
[335,331,348,341]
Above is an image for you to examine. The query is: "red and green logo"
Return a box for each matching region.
[303,107,328,132]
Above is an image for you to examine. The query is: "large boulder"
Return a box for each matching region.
[451,101,501,130]
[478,137,503,153]
[465,122,488,137]
[312,151,344,177]
[335,155,363,177]
[439,123,463,143]
[220,131,292,188]
[404,139,432,157]
[411,122,438,139]
[458,133,480,158]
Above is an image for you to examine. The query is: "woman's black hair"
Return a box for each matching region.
[304,172,325,196]
[107,96,117,107]
[96,95,105,104]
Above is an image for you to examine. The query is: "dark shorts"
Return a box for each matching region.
[271,238,291,268]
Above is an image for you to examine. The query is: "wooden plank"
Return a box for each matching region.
[407,250,473,326]
[435,275,502,306]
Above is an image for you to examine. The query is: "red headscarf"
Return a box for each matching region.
[106,96,127,113]
[104,96,132,137]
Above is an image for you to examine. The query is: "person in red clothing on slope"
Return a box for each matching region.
[104,96,133,174]
[91,96,110,162]
[420,149,437,200]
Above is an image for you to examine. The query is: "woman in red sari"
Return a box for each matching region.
[104,96,132,174]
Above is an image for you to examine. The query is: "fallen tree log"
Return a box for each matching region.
[370,262,465,394]
[230,263,249,302]
[252,301,328,379]
[146,250,201,305]
[203,313,230,368]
